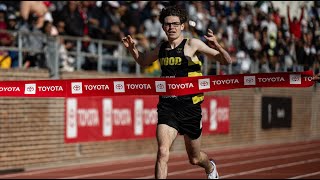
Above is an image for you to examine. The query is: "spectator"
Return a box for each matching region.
[6,13,18,31]
[272,8,281,27]
[301,31,317,71]
[55,19,75,72]
[58,1,84,37]
[315,47,320,74]
[6,13,19,68]
[0,50,11,69]
[0,3,11,46]
[0,4,12,69]
[142,8,166,44]
[235,50,252,74]
[206,5,218,34]
[42,20,55,36]
[287,4,304,40]
[0,1,318,74]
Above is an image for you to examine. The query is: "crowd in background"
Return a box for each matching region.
[0,1,319,76]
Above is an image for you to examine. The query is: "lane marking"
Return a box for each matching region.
[135,150,320,179]
[1,141,319,179]
[288,171,320,179]
[221,158,320,179]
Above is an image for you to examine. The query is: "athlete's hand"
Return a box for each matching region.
[313,73,320,82]
[122,35,136,50]
[204,29,220,49]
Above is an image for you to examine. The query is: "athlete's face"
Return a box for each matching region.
[163,16,184,40]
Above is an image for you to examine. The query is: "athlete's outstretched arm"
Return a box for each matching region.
[122,35,159,67]
[313,73,320,82]
[192,29,232,65]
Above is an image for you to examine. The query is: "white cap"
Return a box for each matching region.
[0,4,7,12]
[7,14,16,20]
[44,12,53,22]
[107,1,120,8]
[236,51,246,59]
[151,9,160,16]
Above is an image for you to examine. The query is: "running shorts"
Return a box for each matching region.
[157,96,203,140]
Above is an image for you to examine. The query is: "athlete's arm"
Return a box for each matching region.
[122,35,159,67]
[313,73,320,82]
[190,29,232,65]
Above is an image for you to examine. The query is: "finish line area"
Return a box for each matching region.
[0,70,319,179]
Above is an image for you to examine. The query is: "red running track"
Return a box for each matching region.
[1,140,320,179]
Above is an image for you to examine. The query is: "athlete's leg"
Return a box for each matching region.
[184,134,214,174]
[155,124,178,179]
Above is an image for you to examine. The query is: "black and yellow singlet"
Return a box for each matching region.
[158,39,204,105]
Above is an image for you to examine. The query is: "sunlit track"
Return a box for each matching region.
[136,150,320,179]
[61,148,320,179]
[1,140,320,179]
[2,141,320,179]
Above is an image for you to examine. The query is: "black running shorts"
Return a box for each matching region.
[157,97,203,140]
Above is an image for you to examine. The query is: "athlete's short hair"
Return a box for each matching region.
[159,5,188,25]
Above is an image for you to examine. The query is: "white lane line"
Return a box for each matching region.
[1,142,319,179]
[60,165,155,179]
[135,150,320,179]
[288,171,320,179]
[221,158,320,179]
[210,143,320,160]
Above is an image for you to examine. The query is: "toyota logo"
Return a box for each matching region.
[27,86,34,92]
[246,78,254,83]
[115,84,123,89]
[157,84,164,89]
[291,76,300,81]
[73,85,81,91]
[136,111,142,117]
[69,109,75,119]
[200,81,208,86]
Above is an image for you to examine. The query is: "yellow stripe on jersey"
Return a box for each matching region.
[192,93,204,104]
[188,71,203,77]
[188,56,202,66]
[188,56,203,77]
[188,54,204,104]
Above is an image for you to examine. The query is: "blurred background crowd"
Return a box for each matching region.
[0,1,319,76]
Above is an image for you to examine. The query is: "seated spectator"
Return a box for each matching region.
[235,50,252,74]
[0,4,12,46]
[142,8,166,44]
[2,13,19,68]
[0,4,13,69]
[0,50,11,69]
[59,37,75,72]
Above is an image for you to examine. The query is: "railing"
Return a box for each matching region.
[0,29,319,82]
[0,30,140,78]
[0,29,232,79]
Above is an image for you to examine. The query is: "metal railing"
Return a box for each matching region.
[0,30,139,78]
[0,29,318,81]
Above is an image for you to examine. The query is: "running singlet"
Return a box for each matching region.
[158,39,204,104]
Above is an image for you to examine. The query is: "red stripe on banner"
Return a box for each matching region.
[0,71,315,97]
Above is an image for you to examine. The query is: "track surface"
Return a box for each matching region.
[1,140,320,179]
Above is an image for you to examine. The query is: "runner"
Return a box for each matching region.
[122,5,232,179]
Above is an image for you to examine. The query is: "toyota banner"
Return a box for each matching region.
[65,96,230,143]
